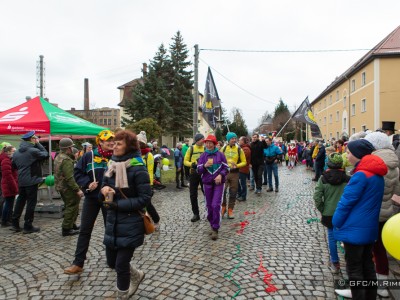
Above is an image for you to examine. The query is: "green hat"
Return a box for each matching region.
[327,153,343,169]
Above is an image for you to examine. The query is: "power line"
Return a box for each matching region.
[199,57,278,106]
[199,47,400,53]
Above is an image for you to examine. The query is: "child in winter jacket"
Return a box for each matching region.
[313,153,350,273]
[333,139,387,300]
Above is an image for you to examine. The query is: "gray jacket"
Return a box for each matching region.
[373,148,400,222]
[12,141,49,187]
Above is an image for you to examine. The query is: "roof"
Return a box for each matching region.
[117,77,144,107]
[312,25,400,104]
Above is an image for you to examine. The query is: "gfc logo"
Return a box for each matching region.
[0,107,28,122]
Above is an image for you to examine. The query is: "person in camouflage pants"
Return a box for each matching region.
[54,138,83,236]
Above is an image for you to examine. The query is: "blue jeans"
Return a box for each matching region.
[263,164,268,184]
[266,163,279,189]
[237,173,248,199]
[327,228,339,263]
[249,168,255,188]
[1,196,15,223]
[12,184,38,228]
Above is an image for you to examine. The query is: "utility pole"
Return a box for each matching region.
[36,55,45,98]
[193,44,199,137]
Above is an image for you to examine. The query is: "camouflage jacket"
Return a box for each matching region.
[54,152,79,193]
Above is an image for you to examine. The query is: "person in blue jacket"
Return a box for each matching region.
[263,138,283,192]
[333,139,387,300]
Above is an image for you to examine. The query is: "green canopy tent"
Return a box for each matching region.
[0,96,108,202]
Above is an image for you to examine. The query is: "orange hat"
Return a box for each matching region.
[204,134,217,145]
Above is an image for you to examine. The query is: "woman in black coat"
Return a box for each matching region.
[100,130,152,299]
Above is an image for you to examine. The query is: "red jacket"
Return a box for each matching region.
[239,144,251,174]
[288,146,297,157]
[0,152,18,197]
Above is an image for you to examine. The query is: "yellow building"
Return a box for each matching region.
[311,25,400,141]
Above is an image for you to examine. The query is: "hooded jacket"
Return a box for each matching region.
[313,169,350,228]
[0,152,18,197]
[12,141,48,187]
[372,148,400,221]
[333,154,388,245]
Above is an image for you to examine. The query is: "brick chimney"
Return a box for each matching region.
[142,63,148,77]
[84,78,89,111]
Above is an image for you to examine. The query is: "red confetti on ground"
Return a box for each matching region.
[244,211,256,215]
[231,220,250,234]
[250,253,278,293]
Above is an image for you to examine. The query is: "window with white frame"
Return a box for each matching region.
[343,117,347,129]
[351,104,356,116]
[361,99,366,112]
[324,117,326,125]
[336,91,339,101]
[351,128,356,135]
[343,96,347,107]
[336,132,339,140]
[361,125,367,131]
[329,95,332,105]
[351,79,355,92]
[336,111,339,122]
[361,72,366,86]
[324,99,326,108]
[329,114,332,123]
[330,133,332,139]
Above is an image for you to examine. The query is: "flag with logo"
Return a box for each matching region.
[202,67,220,129]
[292,97,322,137]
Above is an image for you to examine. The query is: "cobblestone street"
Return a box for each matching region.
[0,165,397,299]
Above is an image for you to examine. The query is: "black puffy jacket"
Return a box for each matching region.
[101,150,152,250]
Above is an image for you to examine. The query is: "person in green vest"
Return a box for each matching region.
[54,138,84,237]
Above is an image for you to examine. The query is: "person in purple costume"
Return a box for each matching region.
[197,134,229,241]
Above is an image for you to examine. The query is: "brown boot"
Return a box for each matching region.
[221,206,226,218]
[211,230,218,240]
[228,208,234,219]
[63,265,83,275]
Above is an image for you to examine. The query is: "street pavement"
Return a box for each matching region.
[0,165,398,299]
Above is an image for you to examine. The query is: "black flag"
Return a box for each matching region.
[203,67,220,129]
[292,97,322,138]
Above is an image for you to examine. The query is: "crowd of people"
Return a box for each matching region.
[1,120,399,299]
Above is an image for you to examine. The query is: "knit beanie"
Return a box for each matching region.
[347,139,375,159]
[137,131,147,144]
[194,133,205,143]
[349,131,367,142]
[364,132,393,150]
[226,132,237,142]
[327,153,343,169]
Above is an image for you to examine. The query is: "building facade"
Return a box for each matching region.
[67,107,121,131]
[311,25,400,141]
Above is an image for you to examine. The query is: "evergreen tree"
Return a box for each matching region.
[229,107,248,138]
[123,44,173,137]
[272,98,293,141]
[168,31,194,137]
[220,107,231,137]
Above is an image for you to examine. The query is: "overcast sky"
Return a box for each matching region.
[1,1,399,131]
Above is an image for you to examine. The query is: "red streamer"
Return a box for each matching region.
[231,220,250,234]
[244,211,256,215]
[250,253,278,293]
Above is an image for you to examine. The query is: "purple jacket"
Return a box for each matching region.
[197,150,229,184]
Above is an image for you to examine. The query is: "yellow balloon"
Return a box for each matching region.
[382,214,400,260]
